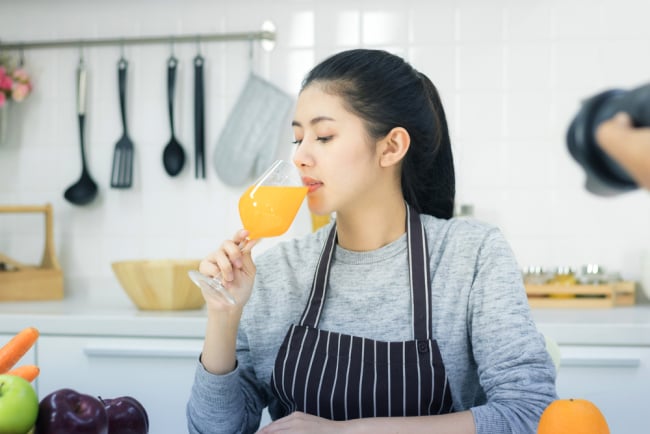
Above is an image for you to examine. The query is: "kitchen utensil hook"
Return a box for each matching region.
[196,35,202,56]
[248,37,254,74]
[18,46,25,67]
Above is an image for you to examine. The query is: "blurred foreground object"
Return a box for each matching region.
[567,82,650,196]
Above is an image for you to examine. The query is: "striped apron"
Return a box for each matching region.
[270,205,454,420]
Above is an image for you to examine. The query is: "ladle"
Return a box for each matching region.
[162,55,185,176]
[64,57,98,205]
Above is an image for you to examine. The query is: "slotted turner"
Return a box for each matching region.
[110,56,134,188]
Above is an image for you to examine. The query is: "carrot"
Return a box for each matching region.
[0,327,40,373]
[5,364,40,382]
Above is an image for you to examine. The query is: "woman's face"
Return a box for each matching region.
[292,84,382,216]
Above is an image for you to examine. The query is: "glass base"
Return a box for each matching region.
[188,270,237,305]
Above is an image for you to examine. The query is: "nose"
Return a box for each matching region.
[292,142,312,168]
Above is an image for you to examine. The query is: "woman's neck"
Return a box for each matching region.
[335,198,407,252]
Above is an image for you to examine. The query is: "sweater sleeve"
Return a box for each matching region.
[186,329,268,434]
[467,228,558,434]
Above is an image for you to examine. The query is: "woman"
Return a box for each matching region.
[187,49,557,434]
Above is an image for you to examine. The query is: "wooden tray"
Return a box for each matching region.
[525,281,635,308]
[0,204,64,301]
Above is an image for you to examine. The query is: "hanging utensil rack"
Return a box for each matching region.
[0,21,276,51]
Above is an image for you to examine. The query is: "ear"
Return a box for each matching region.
[378,127,410,167]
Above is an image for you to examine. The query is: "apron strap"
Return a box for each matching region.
[299,204,432,341]
[406,205,432,341]
[299,223,337,327]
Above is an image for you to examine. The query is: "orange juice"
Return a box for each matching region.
[310,212,331,232]
[239,185,308,239]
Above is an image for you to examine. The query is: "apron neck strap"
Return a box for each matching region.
[298,222,337,327]
[406,204,433,340]
[299,204,432,341]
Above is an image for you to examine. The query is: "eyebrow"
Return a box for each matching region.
[291,116,335,127]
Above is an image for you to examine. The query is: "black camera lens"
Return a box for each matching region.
[567,82,650,196]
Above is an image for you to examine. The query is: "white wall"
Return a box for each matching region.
[1,0,649,301]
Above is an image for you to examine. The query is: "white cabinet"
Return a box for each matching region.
[37,335,203,434]
[556,345,650,434]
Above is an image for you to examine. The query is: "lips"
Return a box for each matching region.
[301,176,323,193]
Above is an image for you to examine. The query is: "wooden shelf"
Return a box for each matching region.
[526,281,635,308]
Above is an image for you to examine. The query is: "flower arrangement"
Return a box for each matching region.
[0,54,33,108]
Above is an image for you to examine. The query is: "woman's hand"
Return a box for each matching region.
[198,229,259,310]
[257,412,346,434]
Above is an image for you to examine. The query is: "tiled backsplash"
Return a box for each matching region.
[1,0,649,299]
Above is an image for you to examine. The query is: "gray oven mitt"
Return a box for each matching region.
[213,73,294,186]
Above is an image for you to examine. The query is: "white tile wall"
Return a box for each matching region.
[1,0,649,301]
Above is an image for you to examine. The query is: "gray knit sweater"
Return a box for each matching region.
[187,215,557,434]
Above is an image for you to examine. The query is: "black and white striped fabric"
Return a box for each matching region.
[270,205,454,420]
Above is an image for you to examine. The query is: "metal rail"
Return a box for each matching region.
[0,24,276,51]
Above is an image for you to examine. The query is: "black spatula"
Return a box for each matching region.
[110,57,134,188]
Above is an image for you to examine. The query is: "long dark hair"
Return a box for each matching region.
[301,49,455,219]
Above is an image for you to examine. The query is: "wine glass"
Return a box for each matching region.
[188,160,308,304]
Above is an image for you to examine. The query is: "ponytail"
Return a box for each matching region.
[401,73,455,218]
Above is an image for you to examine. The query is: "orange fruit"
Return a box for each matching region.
[538,398,610,434]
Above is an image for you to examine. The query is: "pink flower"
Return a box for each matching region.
[12,68,29,83]
[0,56,33,104]
[0,74,12,91]
[12,83,30,102]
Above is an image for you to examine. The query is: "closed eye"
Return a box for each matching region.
[292,136,333,145]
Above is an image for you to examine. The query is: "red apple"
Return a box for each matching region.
[100,396,149,434]
[35,388,108,434]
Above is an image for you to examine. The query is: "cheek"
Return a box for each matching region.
[330,145,377,188]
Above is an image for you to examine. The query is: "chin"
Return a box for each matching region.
[307,197,328,215]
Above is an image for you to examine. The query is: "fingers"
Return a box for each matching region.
[598,111,650,150]
[597,112,632,149]
[198,229,256,283]
[612,111,633,127]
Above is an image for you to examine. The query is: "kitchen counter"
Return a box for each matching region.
[532,305,650,346]
[0,297,649,345]
[0,297,208,338]
[2,298,646,434]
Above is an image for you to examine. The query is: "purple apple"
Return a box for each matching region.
[100,396,149,434]
[35,388,108,434]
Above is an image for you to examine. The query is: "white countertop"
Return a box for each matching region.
[0,297,208,338]
[1,297,649,345]
[532,305,650,346]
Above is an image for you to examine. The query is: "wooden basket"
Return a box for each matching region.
[525,281,635,308]
[0,204,64,301]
